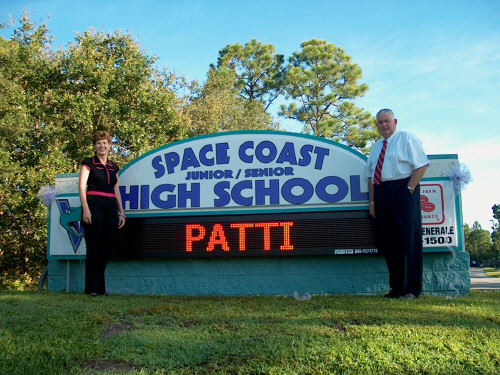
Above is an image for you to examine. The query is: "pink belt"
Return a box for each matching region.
[87,191,116,198]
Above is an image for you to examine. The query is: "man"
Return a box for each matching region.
[366,109,429,299]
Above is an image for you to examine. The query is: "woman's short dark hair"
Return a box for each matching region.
[93,130,111,145]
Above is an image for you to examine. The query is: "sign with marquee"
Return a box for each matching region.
[47,132,462,259]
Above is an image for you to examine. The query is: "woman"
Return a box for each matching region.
[79,130,126,296]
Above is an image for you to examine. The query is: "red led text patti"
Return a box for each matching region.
[185,221,294,253]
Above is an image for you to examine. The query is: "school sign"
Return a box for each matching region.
[47,131,469,295]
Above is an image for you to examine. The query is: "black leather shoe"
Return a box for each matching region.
[383,290,402,299]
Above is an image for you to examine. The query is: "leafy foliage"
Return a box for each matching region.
[185,66,277,136]
[0,12,181,284]
[57,28,181,165]
[217,39,285,111]
[280,39,377,153]
[493,204,500,222]
[464,221,495,261]
[491,204,500,261]
[0,13,57,280]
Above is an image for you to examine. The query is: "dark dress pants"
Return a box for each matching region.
[83,195,118,295]
[374,178,423,297]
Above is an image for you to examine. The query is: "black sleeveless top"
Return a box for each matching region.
[81,155,119,195]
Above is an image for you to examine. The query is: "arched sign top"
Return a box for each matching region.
[118,131,369,216]
[120,130,367,174]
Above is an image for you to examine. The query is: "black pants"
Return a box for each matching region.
[374,178,423,296]
[82,195,118,295]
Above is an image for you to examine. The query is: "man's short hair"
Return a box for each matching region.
[376,108,394,119]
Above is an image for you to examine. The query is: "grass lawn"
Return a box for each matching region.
[1,291,499,374]
[484,268,500,278]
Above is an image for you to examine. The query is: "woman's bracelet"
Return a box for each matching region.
[81,203,88,208]
[118,213,126,218]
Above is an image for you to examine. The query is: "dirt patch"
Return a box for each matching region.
[82,359,136,372]
[100,321,133,339]
[326,322,347,333]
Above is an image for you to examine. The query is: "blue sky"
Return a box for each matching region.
[2,0,499,230]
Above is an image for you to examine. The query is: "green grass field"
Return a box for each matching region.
[484,268,500,278]
[1,291,499,374]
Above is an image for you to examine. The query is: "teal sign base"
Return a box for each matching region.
[47,252,470,296]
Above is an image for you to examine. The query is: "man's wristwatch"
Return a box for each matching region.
[407,186,415,194]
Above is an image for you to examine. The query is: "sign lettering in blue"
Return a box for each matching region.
[118,132,369,213]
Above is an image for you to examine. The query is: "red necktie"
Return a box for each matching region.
[374,139,387,185]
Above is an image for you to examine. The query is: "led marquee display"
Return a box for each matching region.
[113,210,378,259]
